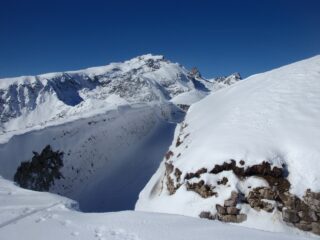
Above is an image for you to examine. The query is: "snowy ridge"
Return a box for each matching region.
[136,55,320,235]
[0,54,240,140]
[0,177,312,240]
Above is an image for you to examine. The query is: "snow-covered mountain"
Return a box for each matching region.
[0,54,239,140]
[0,54,239,212]
[0,54,318,239]
[136,55,320,236]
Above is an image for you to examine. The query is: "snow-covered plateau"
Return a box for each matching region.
[0,54,319,239]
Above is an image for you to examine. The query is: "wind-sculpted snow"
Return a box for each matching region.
[0,177,313,240]
[136,55,320,235]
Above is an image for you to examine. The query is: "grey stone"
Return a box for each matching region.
[294,221,312,232]
[258,187,276,200]
[312,222,320,235]
[236,214,247,222]
[226,207,240,215]
[218,213,247,223]
[282,208,300,223]
[199,211,215,220]
[216,204,226,215]
[298,210,318,222]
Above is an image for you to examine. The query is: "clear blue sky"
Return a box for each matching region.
[1,0,320,78]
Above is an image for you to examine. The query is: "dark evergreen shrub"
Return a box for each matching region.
[14,145,64,191]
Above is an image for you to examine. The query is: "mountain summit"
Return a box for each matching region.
[0,54,239,137]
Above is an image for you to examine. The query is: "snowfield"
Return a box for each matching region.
[136,55,320,236]
[0,54,239,213]
[0,177,313,240]
[1,54,319,239]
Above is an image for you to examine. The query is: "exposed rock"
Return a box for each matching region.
[258,187,276,200]
[165,162,174,174]
[216,204,226,215]
[176,137,183,147]
[224,191,238,207]
[294,221,312,231]
[177,104,190,112]
[165,151,174,160]
[239,160,245,166]
[174,168,182,182]
[166,175,176,195]
[186,180,217,198]
[282,208,300,223]
[199,211,215,220]
[226,207,240,215]
[184,168,207,180]
[217,177,228,185]
[312,222,320,235]
[304,190,320,212]
[298,210,318,222]
[218,214,247,223]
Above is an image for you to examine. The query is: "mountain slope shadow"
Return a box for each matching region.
[77,121,177,212]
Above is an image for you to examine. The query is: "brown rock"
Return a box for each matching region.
[199,211,215,220]
[236,214,247,222]
[258,187,276,200]
[165,151,173,160]
[186,180,217,198]
[298,210,318,222]
[282,208,300,223]
[184,168,207,180]
[312,222,320,235]
[226,207,240,215]
[165,162,174,174]
[304,190,320,212]
[294,221,312,232]
[218,214,236,222]
[224,198,237,207]
[174,168,182,182]
[216,204,226,215]
[217,177,228,185]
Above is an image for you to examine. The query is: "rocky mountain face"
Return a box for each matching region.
[0,54,239,137]
[136,55,320,236]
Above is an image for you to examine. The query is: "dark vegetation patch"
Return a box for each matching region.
[14,145,64,191]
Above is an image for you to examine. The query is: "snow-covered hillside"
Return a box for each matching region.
[0,177,312,240]
[0,54,238,140]
[136,55,320,236]
[0,54,239,212]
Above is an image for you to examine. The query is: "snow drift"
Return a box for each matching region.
[136,55,320,235]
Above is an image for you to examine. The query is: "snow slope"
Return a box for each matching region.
[0,103,183,212]
[0,177,313,240]
[0,54,239,212]
[136,55,320,234]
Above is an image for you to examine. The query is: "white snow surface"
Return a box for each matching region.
[0,177,314,240]
[0,54,240,143]
[136,55,320,233]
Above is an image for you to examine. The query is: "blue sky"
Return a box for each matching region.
[1,0,320,78]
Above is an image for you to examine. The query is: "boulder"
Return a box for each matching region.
[294,221,312,231]
[298,210,318,222]
[199,211,215,220]
[226,207,240,215]
[312,222,320,235]
[282,208,300,223]
[216,204,226,215]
